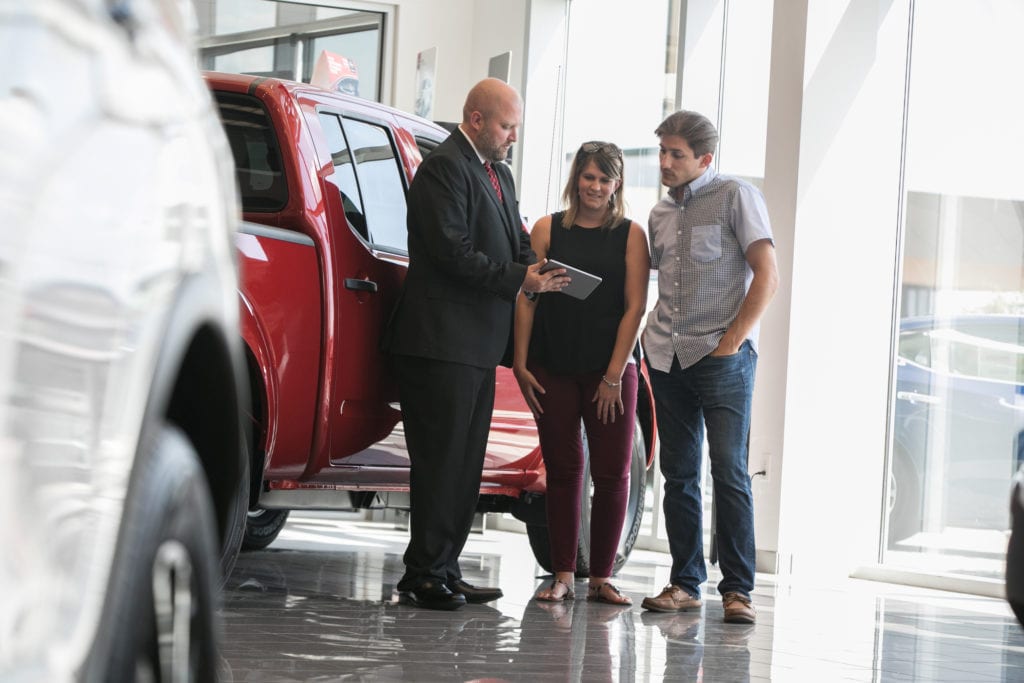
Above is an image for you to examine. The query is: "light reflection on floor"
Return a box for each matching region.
[887,526,1010,581]
[219,512,1024,682]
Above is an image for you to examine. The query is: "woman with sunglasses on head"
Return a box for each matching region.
[513,141,650,605]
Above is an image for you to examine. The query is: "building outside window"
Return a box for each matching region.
[193,0,385,101]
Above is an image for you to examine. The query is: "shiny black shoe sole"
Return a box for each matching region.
[452,589,503,603]
[399,590,467,611]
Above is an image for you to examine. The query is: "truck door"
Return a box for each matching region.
[314,111,410,463]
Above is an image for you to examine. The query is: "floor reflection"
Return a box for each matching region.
[219,513,1024,682]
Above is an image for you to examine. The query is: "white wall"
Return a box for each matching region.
[388,0,532,188]
[389,0,528,123]
[389,0,474,120]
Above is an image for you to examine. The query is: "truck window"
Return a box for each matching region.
[416,135,442,158]
[319,113,368,240]
[213,92,287,212]
[340,118,409,254]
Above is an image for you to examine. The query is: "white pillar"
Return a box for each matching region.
[757,0,912,581]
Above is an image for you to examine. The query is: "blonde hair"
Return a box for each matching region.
[560,141,625,230]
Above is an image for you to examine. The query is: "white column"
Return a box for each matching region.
[757,0,912,580]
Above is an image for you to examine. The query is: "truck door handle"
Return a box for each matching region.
[344,278,378,293]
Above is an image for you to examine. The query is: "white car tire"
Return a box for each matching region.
[83,424,221,682]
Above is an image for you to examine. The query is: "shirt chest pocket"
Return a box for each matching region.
[690,224,722,262]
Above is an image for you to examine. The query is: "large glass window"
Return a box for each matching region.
[557,1,672,227]
[549,0,675,550]
[884,0,1024,581]
[670,0,774,554]
[548,1,774,554]
[195,1,384,101]
[553,0,771,271]
[716,0,773,186]
[308,30,380,100]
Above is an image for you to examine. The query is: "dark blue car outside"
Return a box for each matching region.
[888,314,1024,543]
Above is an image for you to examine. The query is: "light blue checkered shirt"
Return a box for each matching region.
[643,167,774,372]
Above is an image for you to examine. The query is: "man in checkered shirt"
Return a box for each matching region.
[640,110,779,624]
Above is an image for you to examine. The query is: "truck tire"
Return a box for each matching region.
[218,431,250,581]
[83,424,220,682]
[242,508,290,550]
[527,414,648,577]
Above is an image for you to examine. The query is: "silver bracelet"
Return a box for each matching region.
[601,375,620,388]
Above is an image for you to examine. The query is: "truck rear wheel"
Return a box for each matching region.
[526,414,648,577]
[218,430,249,580]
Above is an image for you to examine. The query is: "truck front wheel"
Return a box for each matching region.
[242,508,290,550]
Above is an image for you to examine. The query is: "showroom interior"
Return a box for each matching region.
[193,0,1023,680]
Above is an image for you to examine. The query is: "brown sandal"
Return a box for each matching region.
[587,582,632,605]
[536,579,575,602]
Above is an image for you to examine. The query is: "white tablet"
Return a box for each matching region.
[539,258,603,300]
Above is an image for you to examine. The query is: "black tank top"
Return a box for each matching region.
[530,211,631,375]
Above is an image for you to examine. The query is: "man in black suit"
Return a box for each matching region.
[384,78,566,610]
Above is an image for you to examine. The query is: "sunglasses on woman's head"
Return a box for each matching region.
[580,141,622,157]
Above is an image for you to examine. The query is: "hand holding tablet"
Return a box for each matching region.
[539,258,603,300]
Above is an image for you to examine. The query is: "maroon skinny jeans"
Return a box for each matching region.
[531,363,638,577]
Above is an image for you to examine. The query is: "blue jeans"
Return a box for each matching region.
[650,342,757,599]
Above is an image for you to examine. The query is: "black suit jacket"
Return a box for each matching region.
[383,129,535,368]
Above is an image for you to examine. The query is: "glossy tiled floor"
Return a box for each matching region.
[219,512,1024,682]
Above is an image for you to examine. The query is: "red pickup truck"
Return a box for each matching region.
[206,72,656,575]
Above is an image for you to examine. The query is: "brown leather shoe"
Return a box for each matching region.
[641,585,702,612]
[448,579,503,603]
[722,591,756,624]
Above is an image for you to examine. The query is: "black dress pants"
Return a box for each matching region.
[393,354,495,589]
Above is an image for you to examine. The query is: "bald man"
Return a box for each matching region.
[383,78,566,610]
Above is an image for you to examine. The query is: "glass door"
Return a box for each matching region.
[884,0,1024,581]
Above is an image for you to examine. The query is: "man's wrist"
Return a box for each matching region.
[715,333,744,355]
[523,289,538,301]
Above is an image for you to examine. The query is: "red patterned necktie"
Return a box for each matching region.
[484,161,503,203]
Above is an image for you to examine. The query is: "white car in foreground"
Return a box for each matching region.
[0,0,249,680]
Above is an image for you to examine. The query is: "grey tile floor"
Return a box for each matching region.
[219,512,1024,682]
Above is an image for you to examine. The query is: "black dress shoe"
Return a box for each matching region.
[448,579,503,603]
[400,580,466,610]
